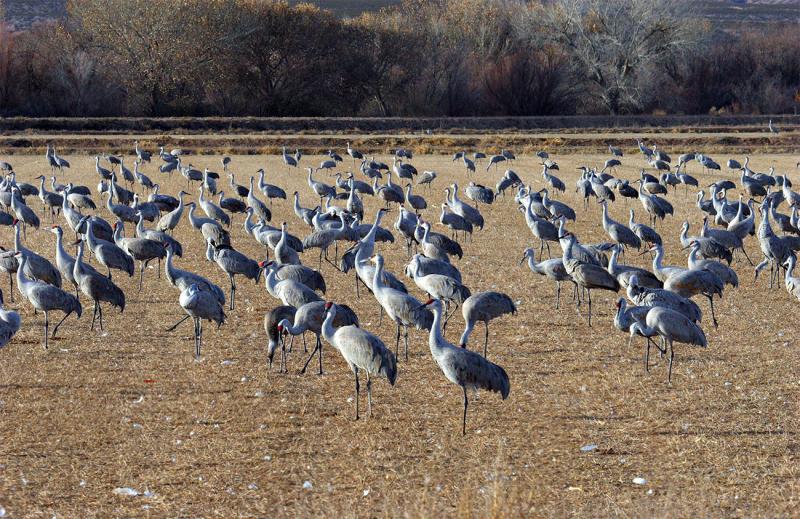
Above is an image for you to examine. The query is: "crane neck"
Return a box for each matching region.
[15,254,32,290]
[13,223,21,252]
[372,256,387,293]
[786,257,796,282]
[73,243,86,282]
[265,266,279,296]
[687,244,701,268]
[321,307,337,345]
[428,301,448,355]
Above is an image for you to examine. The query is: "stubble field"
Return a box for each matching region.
[0,150,797,517]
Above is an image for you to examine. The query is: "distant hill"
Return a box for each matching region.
[3,0,800,29]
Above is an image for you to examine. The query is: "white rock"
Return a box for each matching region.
[114,487,140,496]
[580,444,598,452]
[632,477,647,485]
[303,481,313,490]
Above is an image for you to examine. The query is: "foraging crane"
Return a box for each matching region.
[73,241,125,331]
[520,247,576,309]
[458,291,516,357]
[16,253,81,349]
[179,283,226,359]
[464,182,494,206]
[421,298,509,435]
[265,305,297,372]
[663,267,724,327]
[371,254,433,360]
[218,191,246,215]
[277,301,359,375]
[486,153,506,171]
[561,233,619,326]
[320,302,396,420]
[630,307,707,383]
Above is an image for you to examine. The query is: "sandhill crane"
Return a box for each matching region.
[198,186,230,227]
[607,245,661,289]
[409,259,470,323]
[228,173,249,198]
[609,144,623,157]
[257,169,287,204]
[414,220,463,260]
[458,291,516,357]
[104,191,136,223]
[187,202,230,247]
[51,147,70,173]
[663,266,724,327]
[406,253,462,284]
[10,188,39,237]
[629,209,661,248]
[218,191,246,215]
[405,184,427,213]
[602,158,622,173]
[247,176,272,222]
[50,225,100,298]
[420,222,451,262]
[626,275,702,323]
[540,188,576,222]
[179,283,226,359]
[634,180,666,226]
[164,243,225,308]
[768,119,779,134]
[9,220,61,288]
[262,261,322,308]
[35,175,63,221]
[613,297,650,336]
[448,184,484,229]
[133,161,154,192]
[131,194,159,223]
[421,298,509,434]
[376,171,405,207]
[16,253,81,349]
[783,255,800,301]
[520,196,558,257]
[282,146,297,170]
[464,182,494,206]
[686,240,738,288]
[265,305,297,372]
[346,142,363,168]
[630,306,707,383]
[293,192,317,226]
[755,200,793,287]
[320,302,396,420]
[649,244,686,283]
[73,241,125,331]
[679,222,733,265]
[65,183,96,211]
[462,154,476,174]
[561,233,619,326]
[113,221,166,289]
[441,203,473,241]
[85,219,134,279]
[486,154,506,172]
[600,200,640,252]
[0,289,20,349]
[371,254,432,360]
[134,141,151,163]
[275,222,301,265]
[207,241,261,310]
[156,191,187,234]
[542,166,566,192]
[520,248,576,309]
[278,301,359,375]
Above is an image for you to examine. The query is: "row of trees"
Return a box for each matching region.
[0,0,799,117]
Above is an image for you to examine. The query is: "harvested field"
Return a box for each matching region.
[0,149,797,517]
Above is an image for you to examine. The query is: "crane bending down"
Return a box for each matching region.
[422,298,509,434]
[629,306,707,383]
[321,302,397,420]
[458,291,516,357]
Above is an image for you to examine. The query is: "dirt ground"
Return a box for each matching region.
[0,149,797,517]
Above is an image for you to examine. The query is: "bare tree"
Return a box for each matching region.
[525,0,698,114]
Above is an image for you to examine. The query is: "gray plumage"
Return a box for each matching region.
[179,283,226,359]
[73,242,125,331]
[626,275,702,323]
[459,291,517,356]
[265,305,297,370]
[165,244,225,306]
[208,242,262,310]
[263,261,322,308]
[521,248,576,309]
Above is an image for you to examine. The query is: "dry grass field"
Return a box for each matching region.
[0,149,798,517]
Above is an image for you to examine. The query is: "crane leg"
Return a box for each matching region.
[43,310,49,350]
[229,275,236,311]
[555,282,561,309]
[708,295,718,328]
[394,323,401,358]
[302,332,307,353]
[139,261,146,291]
[587,290,593,327]
[51,311,71,338]
[483,322,489,358]
[197,318,203,359]
[644,337,650,373]
[355,273,359,297]
[166,314,190,332]
[667,339,675,384]
[366,374,373,417]
[318,336,323,375]
[404,326,409,361]
[7,272,13,302]
[354,368,360,421]
[378,307,383,326]
[98,304,104,331]
[90,302,97,331]
[462,386,468,436]
[281,337,288,374]
[300,340,319,375]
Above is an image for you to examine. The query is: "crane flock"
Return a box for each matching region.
[0,139,797,433]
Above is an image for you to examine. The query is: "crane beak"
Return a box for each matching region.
[518,255,526,265]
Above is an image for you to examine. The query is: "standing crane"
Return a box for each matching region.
[0,289,20,349]
[262,261,322,308]
[16,253,81,349]
[113,221,166,290]
[561,233,619,326]
[520,247,576,309]
[265,305,297,372]
[320,302,397,420]
[600,200,641,252]
[207,241,261,310]
[421,298,509,435]
[179,284,226,359]
[73,241,125,331]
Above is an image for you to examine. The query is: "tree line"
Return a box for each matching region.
[0,0,798,118]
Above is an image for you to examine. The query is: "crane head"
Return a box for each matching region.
[324,301,333,310]
[11,218,18,226]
